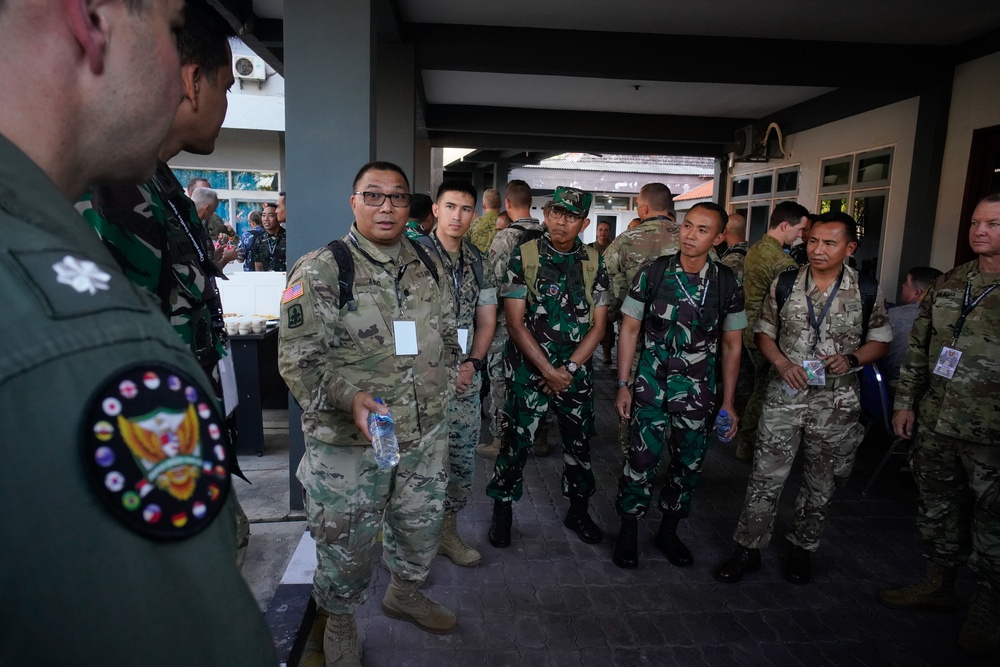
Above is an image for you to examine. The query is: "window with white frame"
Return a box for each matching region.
[171,167,281,237]
[730,165,800,244]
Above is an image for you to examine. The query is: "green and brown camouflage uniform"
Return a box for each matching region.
[734,264,892,552]
[615,252,746,518]
[467,209,499,254]
[485,233,609,503]
[895,261,1000,590]
[278,225,459,614]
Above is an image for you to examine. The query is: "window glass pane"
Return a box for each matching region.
[594,195,631,211]
[731,177,750,199]
[172,168,228,191]
[215,200,230,226]
[732,206,748,220]
[853,193,887,277]
[233,201,262,237]
[856,153,891,184]
[752,173,773,196]
[232,170,279,192]
[748,204,770,244]
[819,198,848,214]
[776,169,798,193]
[821,159,852,189]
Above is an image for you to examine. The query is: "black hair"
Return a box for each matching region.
[769,201,810,229]
[907,266,943,291]
[813,211,859,244]
[177,0,237,85]
[352,161,410,191]
[688,201,729,234]
[409,193,433,220]
[436,180,478,205]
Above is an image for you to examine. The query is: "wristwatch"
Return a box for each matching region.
[463,357,483,372]
[845,353,860,369]
[615,379,629,388]
[565,361,580,375]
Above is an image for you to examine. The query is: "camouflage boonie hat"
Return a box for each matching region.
[549,186,593,216]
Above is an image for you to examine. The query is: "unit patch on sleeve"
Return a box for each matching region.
[82,364,232,540]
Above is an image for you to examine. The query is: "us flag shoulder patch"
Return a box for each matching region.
[282,281,304,304]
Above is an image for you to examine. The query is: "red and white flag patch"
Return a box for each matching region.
[282,281,304,304]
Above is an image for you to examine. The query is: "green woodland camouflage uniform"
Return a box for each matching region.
[415,230,497,513]
[467,209,499,254]
[404,219,428,238]
[894,261,1000,589]
[485,233,610,503]
[80,162,251,565]
[278,225,459,614]
[737,235,799,452]
[616,253,746,518]
[734,265,892,552]
[484,218,543,438]
[252,227,287,271]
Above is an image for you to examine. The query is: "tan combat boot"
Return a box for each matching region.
[959,586,1000,657]
[381,573,457,634]
[877,563,958,610]
[476,436,502,460]
[438,512,481,567]
[323,613,361,667]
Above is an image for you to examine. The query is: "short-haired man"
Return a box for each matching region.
[407,180,497,567]
[591,220,615,364]
[734,201,810,461]
[1,1,275,664]
[715,212,891,585]
[719,212,749,282]
[238,208,266,271]
[881,266,942,387]
[878,195,1000,657]
[477,179,543,460]
[404,192,435,237]
[467,187,503,253]
[486,187,609,549]
[279,161,461,663]
[790,214,816,267]
[253,193,287,271]
[187,176,231,237]
[612,203,745,569]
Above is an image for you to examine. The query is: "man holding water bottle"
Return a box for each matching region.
[611,202,745,570]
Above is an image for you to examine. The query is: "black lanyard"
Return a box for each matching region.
[431,234,464,317]
[805,267,843,355]
[349,232,407,309]
[951,280,997,344]
[668,254,709,319]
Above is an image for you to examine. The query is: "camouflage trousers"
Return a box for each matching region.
[234,488,250,571]
[734,379,863,551]
[301,422,447,614]
[615,402,710,518]
[736,350,771,450]
[910,432,1000,590]
[444,372,483,513]
[487,333,508,438]
[486,376,596,503]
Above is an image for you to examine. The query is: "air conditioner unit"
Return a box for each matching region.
[233,55,266,81]
[733,124,768,162]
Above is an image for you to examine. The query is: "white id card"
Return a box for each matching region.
[457,328,469,355]
[803,359,826,386]
[392,320,418,355]
[933,346,962,379]
[218,353,239,416]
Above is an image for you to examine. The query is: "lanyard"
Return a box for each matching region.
[805,267,843,355]
[951,281,997,344]
[673,274,708,318]
[432,234,464,317]
[349,232,408,309]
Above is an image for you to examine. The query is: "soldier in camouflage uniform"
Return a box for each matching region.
[611,203,746,570]
[477,180,544,459]
[602,182,679,452]
[718,213,748,282]
[466,187,502,253]
[879,195,1000,658]
[252,194,287,271]
[408,181,497,567]
[734,201,810,461]
[715,213,891,586]
[279,162,462,664]
[78,11,252,570]
[486,187,610,548]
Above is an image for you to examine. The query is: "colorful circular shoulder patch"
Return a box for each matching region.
[82,364,231,540]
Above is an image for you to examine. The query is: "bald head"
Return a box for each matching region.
[725,213,746,245]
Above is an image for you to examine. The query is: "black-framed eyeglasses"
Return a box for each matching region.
[548,206,584,222]
[354,191,412,207]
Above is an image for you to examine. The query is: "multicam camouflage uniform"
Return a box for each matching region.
[719,241,749,283]
[485,218,542,439]
[737,235,799,453]
[417,231,497,513]
[615,252,746,517]
[467,210,500,254]
[894,261,1000,589]
[485,233,609,503]
[734,265,892,552]
[251,227,286,271]
[278,225,458,614]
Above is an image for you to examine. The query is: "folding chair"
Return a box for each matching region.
[858,363,908,494]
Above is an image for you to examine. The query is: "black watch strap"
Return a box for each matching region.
[845,353,860,369]
[463,357,483,372]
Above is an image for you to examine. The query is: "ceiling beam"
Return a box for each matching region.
[208,0,284,75]
[428,131,727,158]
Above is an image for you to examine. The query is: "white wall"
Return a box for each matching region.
[173,128,282,172]
[932,51,1000,269]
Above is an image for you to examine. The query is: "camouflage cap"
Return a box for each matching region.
[548,187,593,216]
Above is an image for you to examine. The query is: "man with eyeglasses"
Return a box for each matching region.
[253,191,286,271]
[278,161,461,664]
[486,187,610,549]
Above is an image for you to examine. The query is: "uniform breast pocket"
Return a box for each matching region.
[341,292,391,357]
[645,301,679,338]
[828,311,860,346]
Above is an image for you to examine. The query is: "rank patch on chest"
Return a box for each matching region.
[82,364,231,540]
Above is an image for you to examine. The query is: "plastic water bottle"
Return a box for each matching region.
[716,409,734,443]
[368,398,400,469]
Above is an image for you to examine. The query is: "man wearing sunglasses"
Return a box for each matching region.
[279,161,461,665]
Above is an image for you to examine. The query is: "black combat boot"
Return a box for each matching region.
[784,545,812,585]
[613,515,639,569]
[653,515,693,567]
[713,546,761,583]
[564,497,602,544]
[488,499,512,548]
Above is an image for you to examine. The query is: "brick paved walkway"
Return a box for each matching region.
[297,357,991,666]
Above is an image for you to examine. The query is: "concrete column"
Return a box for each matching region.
[374,42,416,184]
[413,139,432,194]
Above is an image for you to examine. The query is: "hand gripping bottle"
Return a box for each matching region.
[368,398,400,469]
[716,409,734,443]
